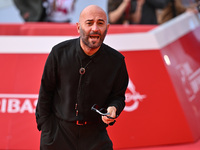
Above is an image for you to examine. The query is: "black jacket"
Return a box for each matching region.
[36,38,129,130]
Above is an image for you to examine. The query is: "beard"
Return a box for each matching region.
[79,27,107,49]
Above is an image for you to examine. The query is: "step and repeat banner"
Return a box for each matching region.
[0,12,200,149]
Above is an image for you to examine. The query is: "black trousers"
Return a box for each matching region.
[39,114,113,150]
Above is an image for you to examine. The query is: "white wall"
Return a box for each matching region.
[0,0,23,23]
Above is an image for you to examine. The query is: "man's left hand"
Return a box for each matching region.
[102,106,117,125]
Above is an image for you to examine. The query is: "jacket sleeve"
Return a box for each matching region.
[35,48,57,131]
[107,58,129,116]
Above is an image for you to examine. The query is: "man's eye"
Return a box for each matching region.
[98,22,104,25]
[86,22,92,25]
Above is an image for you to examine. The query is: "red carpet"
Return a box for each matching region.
[116,139,200,150]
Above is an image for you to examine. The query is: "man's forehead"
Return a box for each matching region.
[85,18,106,22]
[79,5,107,22]
[83,12,106,20]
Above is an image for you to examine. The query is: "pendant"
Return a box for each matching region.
[79,67,85,75]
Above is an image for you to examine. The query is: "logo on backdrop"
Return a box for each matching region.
[176,62,200,102]
[0,79,147,114]
[124,79,147,112]
[0,94,37,113]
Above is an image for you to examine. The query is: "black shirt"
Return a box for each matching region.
[36,38,129,130]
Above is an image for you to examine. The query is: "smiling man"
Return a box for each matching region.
[36,5,129,150]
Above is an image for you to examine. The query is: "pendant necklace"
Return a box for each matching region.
[79,59,93,75]
[76,58,93,117]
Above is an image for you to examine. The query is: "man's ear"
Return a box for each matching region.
[107,24,110,30]
[76,22,80,33]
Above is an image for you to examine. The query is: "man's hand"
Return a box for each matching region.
[102,106,117,125]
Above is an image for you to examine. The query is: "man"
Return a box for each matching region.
[108,0,145,24]
[108,0,169,24]
[139,0,170,24]
[13,0,46,22]
[36,5,129,150]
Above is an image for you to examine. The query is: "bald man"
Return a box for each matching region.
[36,5,129,150]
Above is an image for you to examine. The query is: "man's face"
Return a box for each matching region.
[77,7,109,50]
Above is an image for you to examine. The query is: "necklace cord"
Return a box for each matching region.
[75,58,93,117]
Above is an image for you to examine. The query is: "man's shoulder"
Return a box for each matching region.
[53,38,77,50]
[103,43,124,60]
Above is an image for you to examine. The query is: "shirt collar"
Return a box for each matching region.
[76,37,105,63]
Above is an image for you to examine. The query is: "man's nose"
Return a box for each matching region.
[92,23,99,32]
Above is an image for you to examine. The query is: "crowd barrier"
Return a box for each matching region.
[0,12,200,149]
